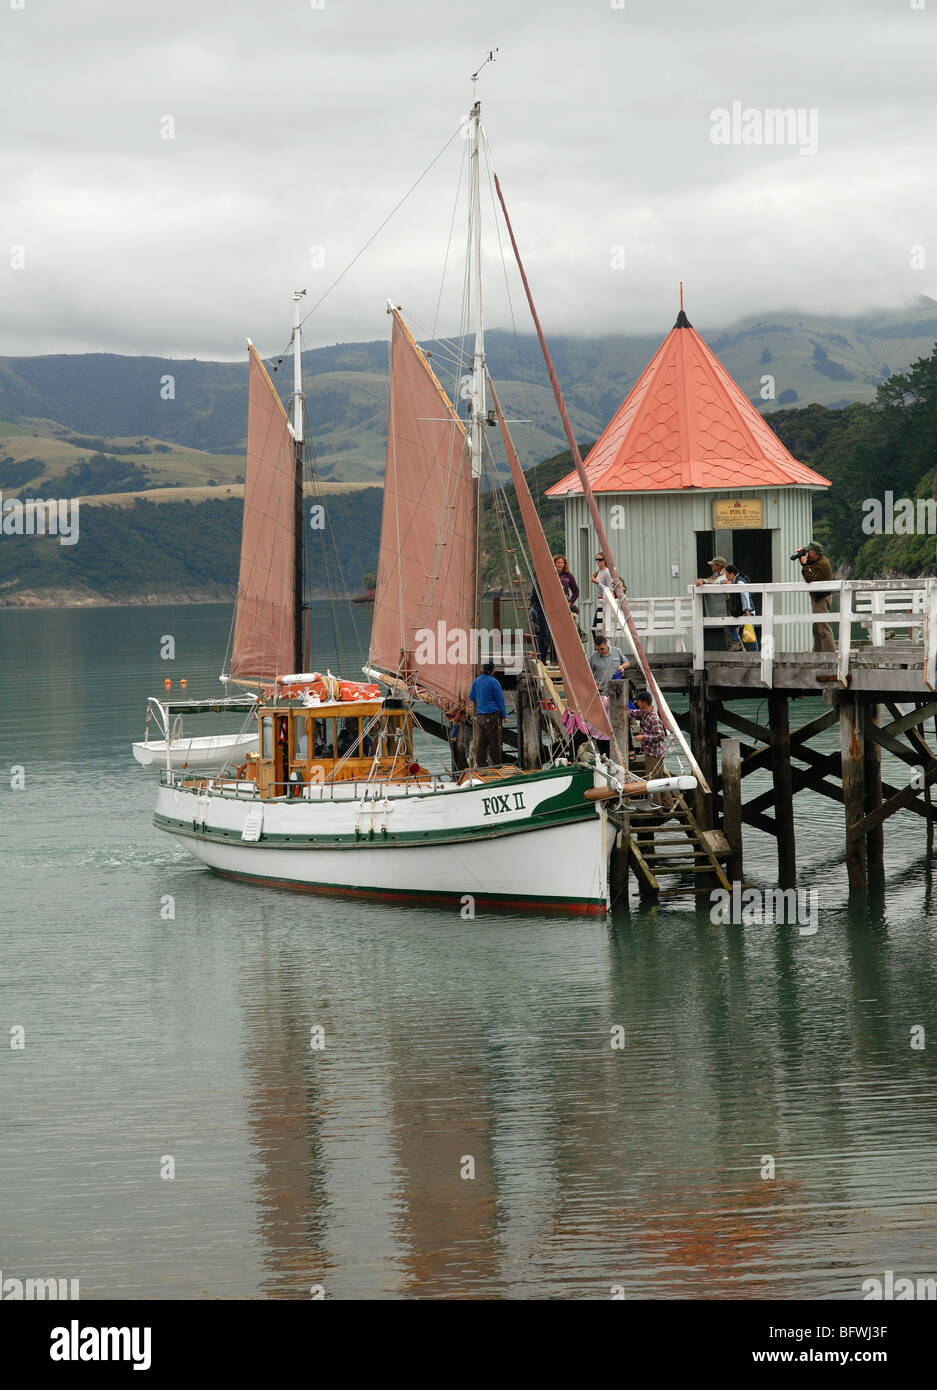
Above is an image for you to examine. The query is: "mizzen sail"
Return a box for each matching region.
[229,346,299,682]
[488,379,613,742]
[370,310,476,707]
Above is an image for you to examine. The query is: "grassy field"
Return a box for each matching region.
[80,480,382,506]
[0,422,248,488]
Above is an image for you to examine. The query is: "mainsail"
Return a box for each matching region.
[370,310,476,707]
[488,378,613,743]
[229,346,300,683]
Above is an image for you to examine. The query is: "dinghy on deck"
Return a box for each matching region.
[133,695,259,770]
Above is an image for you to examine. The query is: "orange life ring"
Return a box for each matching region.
[263,673,381,703]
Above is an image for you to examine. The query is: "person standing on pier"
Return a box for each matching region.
[553,554,579,611]
[695,555,734,648]
[797,541,836,652]
[468,661,506,767]
[591,551,613,637]
[724,563,759,651]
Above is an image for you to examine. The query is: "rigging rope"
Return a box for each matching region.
[267,121,468,371]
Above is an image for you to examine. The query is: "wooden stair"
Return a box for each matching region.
[613,734,733,900]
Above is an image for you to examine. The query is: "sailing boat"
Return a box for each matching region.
[145,97,693,913]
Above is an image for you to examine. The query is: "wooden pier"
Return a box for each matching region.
[504,577,937,902]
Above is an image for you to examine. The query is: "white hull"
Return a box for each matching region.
[133,732,259,770]
[154,768,612,912]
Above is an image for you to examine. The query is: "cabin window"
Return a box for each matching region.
[337,717,360,758]
[261,716,273,759]
[312,718,336,758]
[293,715,309,760]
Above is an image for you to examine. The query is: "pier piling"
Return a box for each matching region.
[768,696,797,888]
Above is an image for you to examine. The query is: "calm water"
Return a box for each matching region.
[2,602,937,1300]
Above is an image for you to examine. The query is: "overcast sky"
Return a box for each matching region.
[1,0,934,361]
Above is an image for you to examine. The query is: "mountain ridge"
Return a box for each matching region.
[1,298,934,490]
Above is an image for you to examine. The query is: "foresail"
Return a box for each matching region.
[489,379,613,743]
[229,346,298,683]
[370,311,475,707]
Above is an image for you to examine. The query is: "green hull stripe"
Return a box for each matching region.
[154,800,598,849]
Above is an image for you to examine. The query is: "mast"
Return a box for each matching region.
[468,97,485,484]
[467,93,485,638]
[290,289,306,671]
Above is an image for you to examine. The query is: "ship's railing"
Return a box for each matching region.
[158,770,454,800]
[689,578,937,688]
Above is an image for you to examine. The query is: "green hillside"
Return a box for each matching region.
[0,492,384,606]
[769,342,937,575]
[479,446,593,587]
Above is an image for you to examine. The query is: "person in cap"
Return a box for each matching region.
[694,554,733,648]
[797,541,835,653]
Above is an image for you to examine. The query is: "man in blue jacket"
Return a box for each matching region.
[468,661,507,767]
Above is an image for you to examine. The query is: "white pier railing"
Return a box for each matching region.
[683,578,937,689]
[627,595,695,651]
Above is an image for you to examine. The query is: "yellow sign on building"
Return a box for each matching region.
[712,498,764,529]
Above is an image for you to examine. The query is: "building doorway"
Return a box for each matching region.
[731,530,772,586]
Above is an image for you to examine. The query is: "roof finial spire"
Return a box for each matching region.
[674,283,692,330]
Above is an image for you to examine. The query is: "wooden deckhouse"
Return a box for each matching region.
[546,305,831,641]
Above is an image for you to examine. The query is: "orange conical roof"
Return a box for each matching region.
[546,308,830,496]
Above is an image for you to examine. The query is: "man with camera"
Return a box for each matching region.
[793,541,835,652]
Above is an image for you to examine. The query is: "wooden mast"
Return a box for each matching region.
[291,290,307,672]
[467,92,485,651]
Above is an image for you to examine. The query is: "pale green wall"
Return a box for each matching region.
[557,485,825,650]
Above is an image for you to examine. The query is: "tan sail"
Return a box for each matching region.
[489,379,614,744]
[370,310,475,707]
[230,346,299,682]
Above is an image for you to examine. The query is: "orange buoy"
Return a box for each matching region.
[164,678,171,689]
[180,678,187,687]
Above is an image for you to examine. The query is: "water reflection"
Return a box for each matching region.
[234,891,937,1298]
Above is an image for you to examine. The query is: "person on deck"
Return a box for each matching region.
[468,661,506,767]
[797,541,836,653]
[589,634,629,694]
[634,689,675,812]
[448,708,468,772]
[724,563,759,652]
